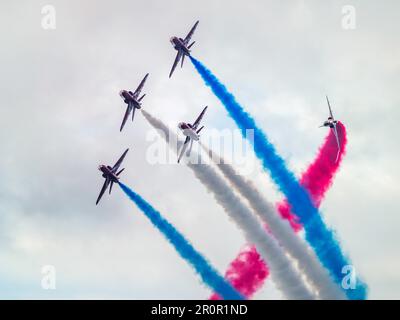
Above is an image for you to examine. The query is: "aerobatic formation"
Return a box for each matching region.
[95,20,367,300]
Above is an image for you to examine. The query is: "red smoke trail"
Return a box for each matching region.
[210,122,347,300]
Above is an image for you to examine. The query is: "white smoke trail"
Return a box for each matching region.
[141,109,315,300]
[200,144,346,300]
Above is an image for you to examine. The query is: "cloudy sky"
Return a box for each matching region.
[0,0,399,299]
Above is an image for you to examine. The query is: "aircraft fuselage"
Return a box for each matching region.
[99,165,119,182]
[119,90,141,109]
[178,122,200,141]
[322,118,338,129]
[170,37,190,55]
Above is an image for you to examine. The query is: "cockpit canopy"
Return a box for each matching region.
[170,36,180,45]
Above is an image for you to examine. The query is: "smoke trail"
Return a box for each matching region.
[212,123,348,299]
[190,57,367,299]
[209,245,269,300]
[141,109,315,300]
[188,161,315,300]
[209,245,269,299]
[279,121,348,231]
[118,182,243,300]
[201,143,345,300]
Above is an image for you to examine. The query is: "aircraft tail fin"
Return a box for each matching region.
[186,139,194,157]
[109,181,114,194]
[188,41,195,49]
[132,106,136,121]
[196,126,204,134]
[181,54,185,68]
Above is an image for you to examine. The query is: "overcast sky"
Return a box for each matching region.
[0,0,399,299]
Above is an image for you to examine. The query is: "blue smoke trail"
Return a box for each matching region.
[190,56,367,299]
[118,182,244,300]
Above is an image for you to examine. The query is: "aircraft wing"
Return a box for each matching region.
[178,136,190,163]
[332,123,341,162]
[183,20,199,45]
[192,106,208,129]
[96,178,110,205]
[120,104,132,132]
[326,95,334,119]
[169,50,182,78]
[112,148,129,173]
[133,73,149,98]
